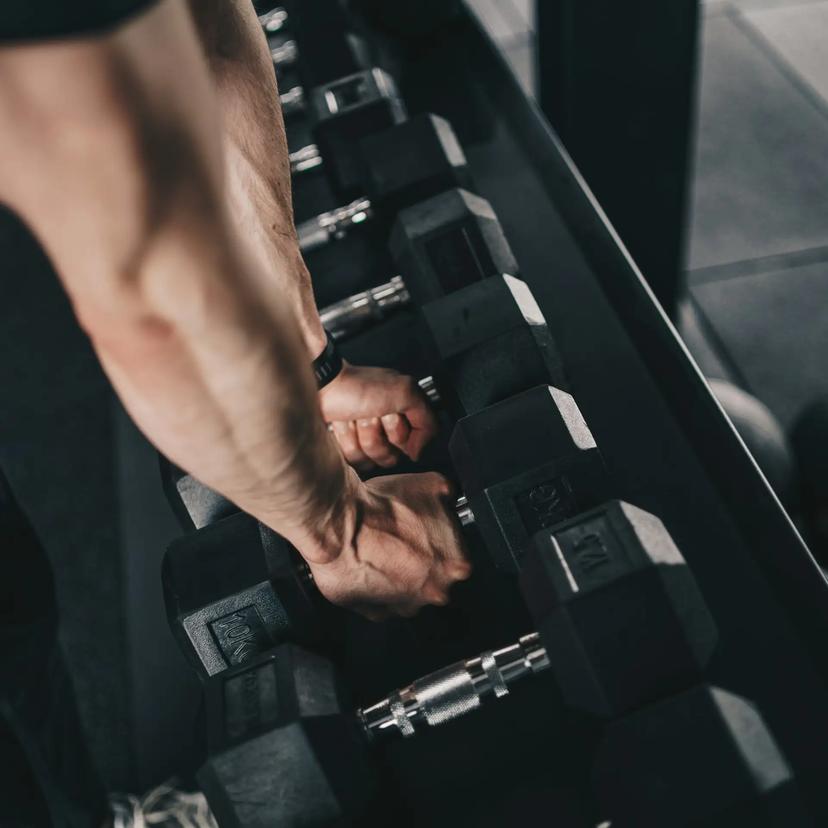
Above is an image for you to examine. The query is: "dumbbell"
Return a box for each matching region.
[196,637,545,827]
[592,685,811,827]
[200,656,807,828]
[281,68,407,197]
[315,187,516,334]
[296,116,475,253]
[520,504,811,824]
[196,500,722,826]
[310,187,510,309]
[318,273,569,425]
[163,386,610,679]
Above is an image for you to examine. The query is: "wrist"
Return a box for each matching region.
[286,463,366,565]
[304,319,328,360]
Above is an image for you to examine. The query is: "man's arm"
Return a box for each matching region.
[188,0,438,470]
[0,0,469,615]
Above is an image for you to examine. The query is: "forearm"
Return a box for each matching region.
[95,241,354,556]
[190,0,326,355]
[0,0,349,558]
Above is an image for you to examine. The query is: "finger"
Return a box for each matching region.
[356,418,399,469]
[447,557,473,583]
[380,413,412,454]
[400,402,440,461]
[331,420,372,468]
[423,587,450,607]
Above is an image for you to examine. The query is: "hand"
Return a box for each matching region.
[319,362,439,471]
[305,472,472,620]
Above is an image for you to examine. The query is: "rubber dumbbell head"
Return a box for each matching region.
[198,645,376,828]
[296,117,473,254]
[308,68,406,197]
[418,273,569,417]
[162,512,324,679]
[520,501,718,717]
[593,685,811,827]
[317,191,519,337]
[449,384,611,571]
[390,188,518,304]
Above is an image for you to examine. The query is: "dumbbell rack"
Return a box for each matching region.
[269,2,828,824]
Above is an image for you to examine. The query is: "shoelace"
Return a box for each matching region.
[109,780,217,828]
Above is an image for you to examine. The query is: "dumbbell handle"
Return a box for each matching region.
[271,39,299,69]
[259,6,288,33]
[280,86,306,119]
[297,198,374,253]
[319,276,409,340]
[289,143,325,175]
[359,632,549,741]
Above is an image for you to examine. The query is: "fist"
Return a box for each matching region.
[319,362,438,471]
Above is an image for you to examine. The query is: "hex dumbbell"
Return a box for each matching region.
[449,384,612,572]
[311,187,513,309]
[592,685,811,827]
[320,273,568,420]
[284,68,407,195]
[195,501,743,827]
[296,116,474,253]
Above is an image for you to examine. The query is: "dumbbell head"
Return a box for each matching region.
[449,385,611,571]
[359,113,473,215]
[593,685,811,826]
[198,645,376,827]
[309,68,406,197]
[291,0,368,89]
[160,458,236,531]
[391,189,519,305]
[418,274,568,419]
[520,501,717,717]
[162,513,324,679]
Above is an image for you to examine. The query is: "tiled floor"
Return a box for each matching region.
[468,0,828,432]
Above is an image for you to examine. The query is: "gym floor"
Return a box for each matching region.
[469,0,828,432]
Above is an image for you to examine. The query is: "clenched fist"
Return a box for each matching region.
[319,362,438,471]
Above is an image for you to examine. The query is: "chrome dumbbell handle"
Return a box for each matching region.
[359,633,549,740]
[296,198,373,253]
[289,144,324,175]
[280,86,306,119]
[320,276,410,341]
[270,39,299,69]
[259,6,288,33]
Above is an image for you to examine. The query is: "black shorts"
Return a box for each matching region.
[0,0,158,43]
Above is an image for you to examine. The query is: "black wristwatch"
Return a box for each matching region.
[312,331,343,389]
